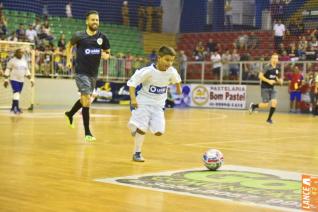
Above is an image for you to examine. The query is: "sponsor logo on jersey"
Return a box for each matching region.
[97,38,103,45]
[84,48,101,55]
[149,85,167,94]
[269,74,277,79]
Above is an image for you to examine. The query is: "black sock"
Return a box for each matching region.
[11,100,17,110]
[82,107,91,136]
[252,104,259,109]
[268,107,276,121]
[68,100,82,117]
[12,100,19,110]
[16,100,20,110]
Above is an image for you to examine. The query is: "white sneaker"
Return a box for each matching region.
[248,102,255,114]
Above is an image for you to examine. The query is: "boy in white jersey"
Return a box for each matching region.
[127,46,182,162]
[3,49,34,114]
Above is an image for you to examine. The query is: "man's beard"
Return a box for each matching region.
[88,24,98,31]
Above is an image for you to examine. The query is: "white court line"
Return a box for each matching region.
[95,165,307,212]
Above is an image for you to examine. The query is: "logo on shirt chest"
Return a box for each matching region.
[149,85,167,94]
[84,48,101,55]
[97,38,103,45]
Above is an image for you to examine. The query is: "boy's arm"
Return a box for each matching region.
[175,82,182,95]
[129,86,137,108]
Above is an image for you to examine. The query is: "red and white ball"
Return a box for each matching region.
[202,149,224,171]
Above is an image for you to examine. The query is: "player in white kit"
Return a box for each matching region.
[3,49,34,114]
[127,46,182,162]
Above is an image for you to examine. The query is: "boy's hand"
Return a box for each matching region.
[131,99,138,109]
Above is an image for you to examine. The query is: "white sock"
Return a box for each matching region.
[134,133,145,153]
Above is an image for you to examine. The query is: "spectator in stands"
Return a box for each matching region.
[41,20,54,41]
[57,34,66,50]
[222,49,231,79]
[310,28,318,40]
[192,41,205,61]
[195,41,206,57]
[298,36,308,50]
[234,34,248,50]
[273,19,285,50]
[122,1,130,26]
[148,49,157,64]
[7,32,18,42]
[42,45,53,75]
[124,51,133,77]
[26,24,37,44]
[178,50,187,82]
[229,48,240,80]
[65,1,72,18]
[132,56,143,71]
[287,42,297,58]
[224,0,233,30]
[305,46,317,61]
[288,66,303,113]
[277,43,285,55]
[206,38,218,53]
[0,18,6,40]
[309,36,318,50]
[280,50,290,61]
[210,51,222,79]
[16,23,26,41]
[138,6,145,31]
[53,46,65,75]
[247,32,259,49]
[240,53,252,80]
[295,43,306,60]
[33,16,42,34]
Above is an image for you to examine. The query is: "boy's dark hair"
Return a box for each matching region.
[158,46,176,57]
[86,10,99,19]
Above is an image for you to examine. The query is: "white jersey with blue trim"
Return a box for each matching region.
[4,57,30,82]
[127,64,181,107]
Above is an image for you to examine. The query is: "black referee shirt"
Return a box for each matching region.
[261,65,280,89]
[71,31,110,77]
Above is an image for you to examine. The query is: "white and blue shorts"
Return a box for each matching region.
[10,80,24,93]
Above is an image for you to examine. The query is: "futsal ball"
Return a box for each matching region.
[202,149,224,171]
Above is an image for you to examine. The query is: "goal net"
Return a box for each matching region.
[0,41,35,110]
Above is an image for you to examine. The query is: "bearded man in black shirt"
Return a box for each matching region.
[65,10,110,142]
